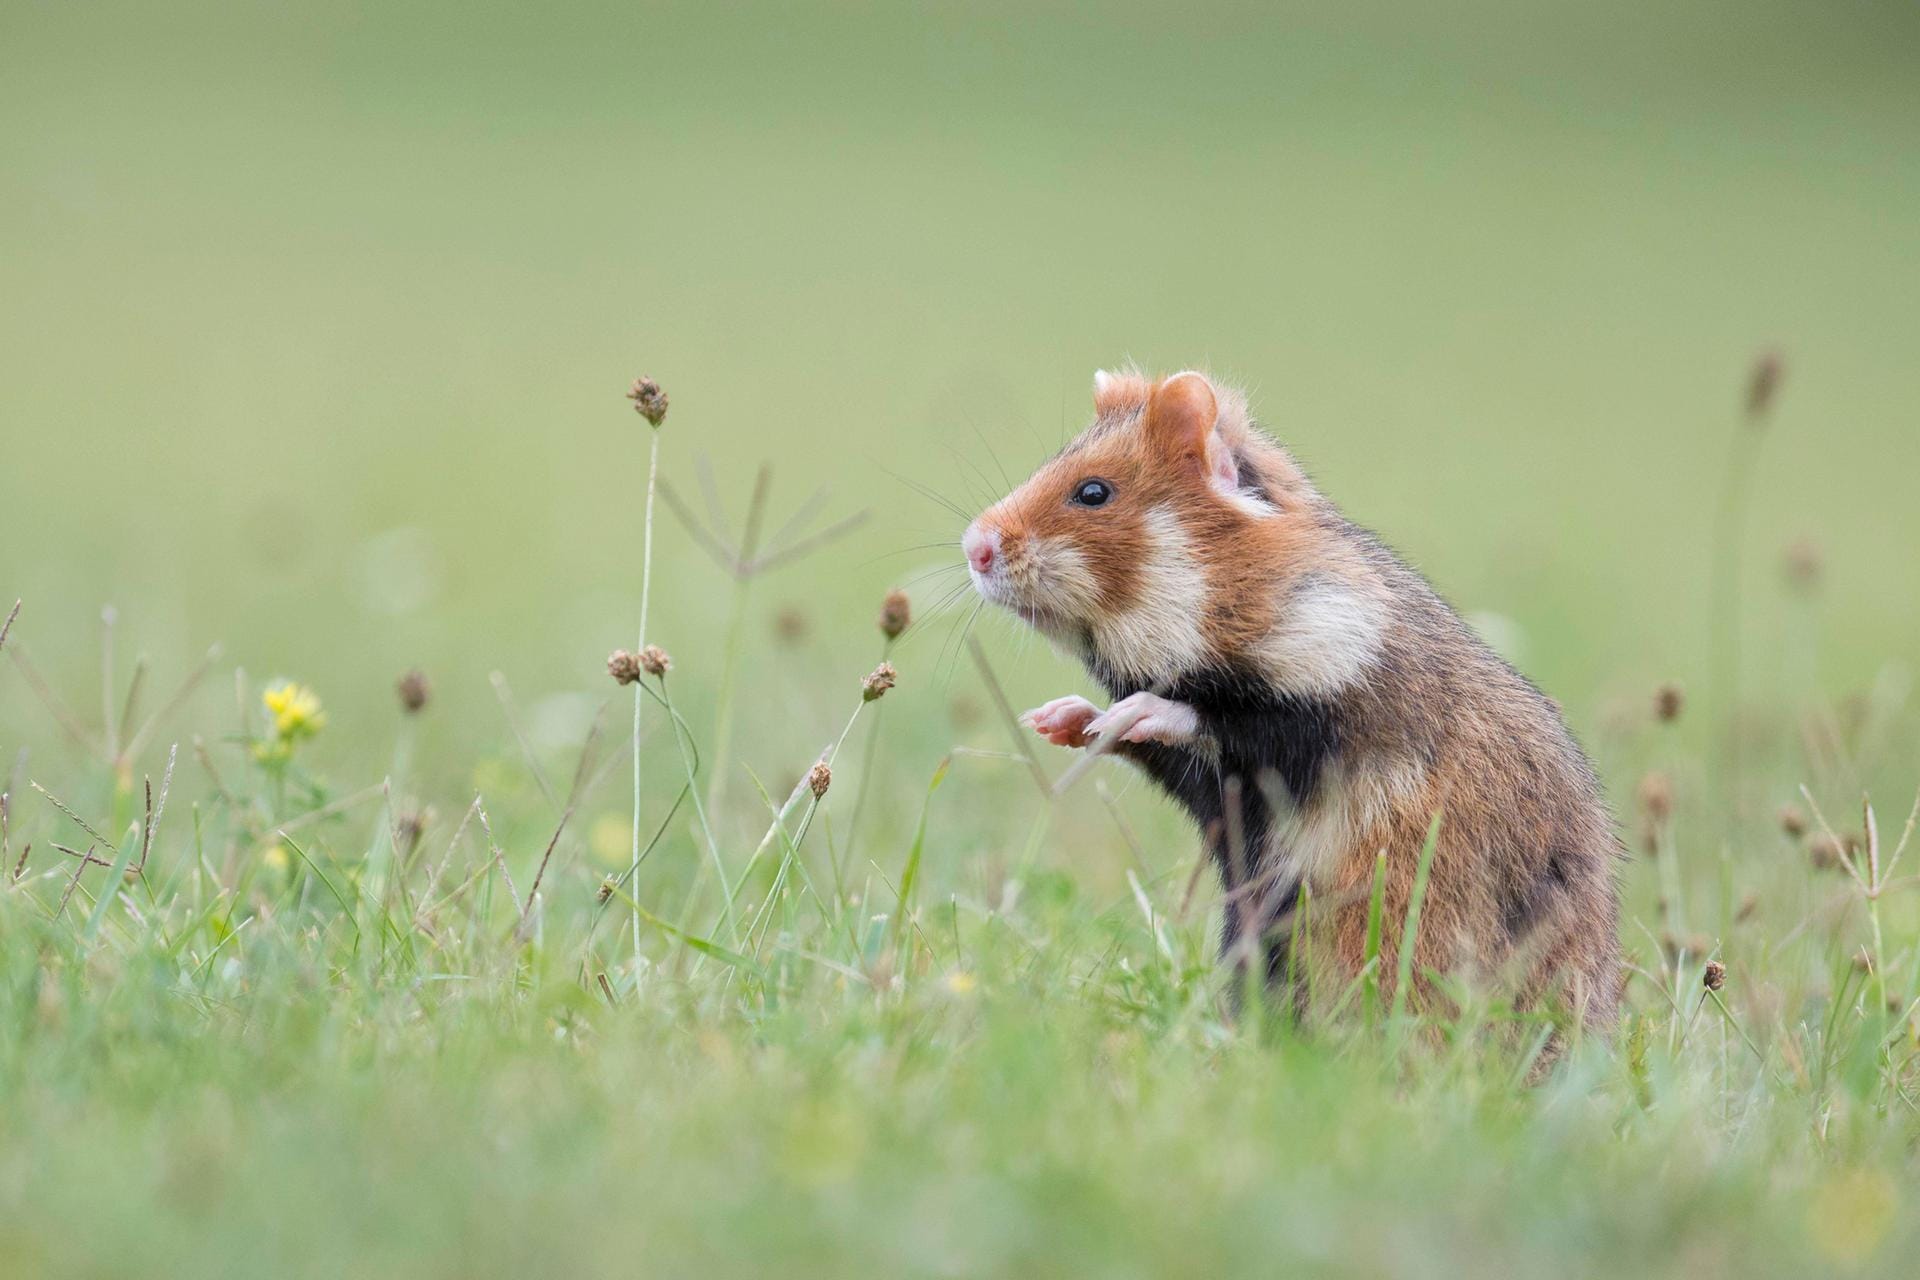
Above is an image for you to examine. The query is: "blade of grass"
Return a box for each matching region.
[1389,812,1445,1032]
[1361,848,1388,1028]
[889,757,950,956]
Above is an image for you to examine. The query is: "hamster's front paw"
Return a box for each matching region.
[1021,695,1101,748]
[1086,692,1200,747]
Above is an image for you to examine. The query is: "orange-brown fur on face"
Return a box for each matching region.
[967,369,1623,1042]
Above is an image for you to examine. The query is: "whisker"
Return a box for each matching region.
[939,442,1000,513]
[881,467,973,522]
[899,581,975,649]
[890,563,968,593]
[853,542,964,569]
[939,598,987,690]
[958,411,1015,495]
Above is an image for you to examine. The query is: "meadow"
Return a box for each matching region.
[5,1,1920,1275]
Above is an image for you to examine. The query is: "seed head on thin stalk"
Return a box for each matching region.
[1745,350,1783,422]
[396,668,431,713]
[705,682,885,962]
[638,645,671,678]
[608,650,643,686]
[627,377,669,427]
[1799,784,1920,987]
[862,663,897,702]
[1781,536,1823,593]
[878,589,911,640]
[624,372,668,985]
[844,589,913,872]
[1708,348,1789,849]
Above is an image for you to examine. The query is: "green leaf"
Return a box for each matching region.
[621,890,766,978]
[81,821,141,943]
[889,757,949,955]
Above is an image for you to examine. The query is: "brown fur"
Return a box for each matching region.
[968,369,1623,1036]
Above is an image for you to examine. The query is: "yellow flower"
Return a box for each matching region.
[262,843,291,872]
[263,682,326,739]
[587,814,629,869]
[944,971,977,996]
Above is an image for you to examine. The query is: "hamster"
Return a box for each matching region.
[963,368,1621,1033]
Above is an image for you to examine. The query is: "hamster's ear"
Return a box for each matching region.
[1092,368,1151,416]
[1146,371,1237,495]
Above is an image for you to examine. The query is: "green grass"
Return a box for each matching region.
[5,1,1920,1275]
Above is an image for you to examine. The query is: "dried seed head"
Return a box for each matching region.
[638,645,671,677]
[862,662,897,702]
[1778,804,1808,838]
[597,877,617,905]
[1851,947,1874,974]
[1735,890,1759,924]
[1637,771,1674,824]
[1745,349,1783,422]
[878,588,911,640]
[607,649,643,685]
[807,761,832,799]
[396,668,431,714]
[1653,682,1684,723]
[627,376,669,427]
[774,607,809,645]
[1808,832,1848,872]
[395,809,427,854]
[1702,959,1726,992]
[1781,537,1823,592]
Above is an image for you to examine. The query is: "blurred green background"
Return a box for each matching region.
[4,0,1918,787]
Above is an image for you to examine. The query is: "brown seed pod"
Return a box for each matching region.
[773,606,809,645]
[862,662,897,702]
[1653,682,1684,723]
[607,650,643,685]
[1781,536,1823,592]
[638,645,671,677]
[396,668,431,714]
[1778,804,1808,838]
[1702,960,1726,992]
[1745,349,1783,421]
[1807,832,1848,872]
[1637,771,1674,824]
[807,761,832,799]
[878,588,911,640]
[627,376,669,427]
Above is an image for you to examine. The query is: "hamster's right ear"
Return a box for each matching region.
[1146,371,1238,496]
[1092,368,1151,416]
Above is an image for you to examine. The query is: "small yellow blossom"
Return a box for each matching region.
[588,814,629,869]
[263,682,327,738]
[262,843,291,872]
[944,971,977,996]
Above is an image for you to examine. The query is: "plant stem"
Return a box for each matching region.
[631,428,661,978]
[703,574,752,828]
[840,637,893,873]
[1707,415,1764,840]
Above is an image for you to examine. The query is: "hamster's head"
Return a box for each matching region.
[963,369,1330,687]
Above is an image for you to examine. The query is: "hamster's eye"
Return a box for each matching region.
[1070,479,1113,508]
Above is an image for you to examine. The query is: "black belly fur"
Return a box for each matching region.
[1086,659,1344,908]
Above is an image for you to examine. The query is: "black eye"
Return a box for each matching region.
[1071,479,1112,507]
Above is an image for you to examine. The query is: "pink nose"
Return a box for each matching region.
[963,526,998,573]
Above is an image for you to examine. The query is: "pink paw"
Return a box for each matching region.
[1086,692,1201,747]
[1020,695,1101,748]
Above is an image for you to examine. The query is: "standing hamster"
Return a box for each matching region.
[963,368,1621,1033]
